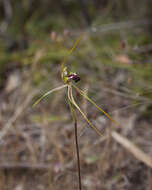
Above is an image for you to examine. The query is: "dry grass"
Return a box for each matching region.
[0,65,151,190]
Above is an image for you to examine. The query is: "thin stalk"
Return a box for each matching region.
[74,119,82,190]
[68,86,82,190]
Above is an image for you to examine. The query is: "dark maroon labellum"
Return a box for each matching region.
[67,73,80,83]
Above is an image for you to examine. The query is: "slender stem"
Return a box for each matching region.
[68,85,82,190]
[74,119,82,190]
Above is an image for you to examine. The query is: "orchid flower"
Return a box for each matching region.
[33,33,117,138]
[33,33,118,190]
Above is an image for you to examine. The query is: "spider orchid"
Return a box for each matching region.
[33,33,117,138]
[33,33,118,190]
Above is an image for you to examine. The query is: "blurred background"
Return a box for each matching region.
[0,0,152,189]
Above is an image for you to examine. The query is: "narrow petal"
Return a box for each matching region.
[60,32,85,78]
[33,84,67,107]
[68,86,104,138]
[72,84,117,125]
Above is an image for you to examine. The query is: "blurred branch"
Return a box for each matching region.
[88,19,152,34]
[102,86,152,104]
[112,131,152,168]
[0,90,37,142]
[0,162,51,170]
[133,44,152,53]
[0,0,17,51]
[0,85,43,142]
[0,0,12,34]
[77,0,91,25]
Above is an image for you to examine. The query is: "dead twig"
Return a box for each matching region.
[0,88,39,141]
[89,19,152,34]
[112,131,152,168]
